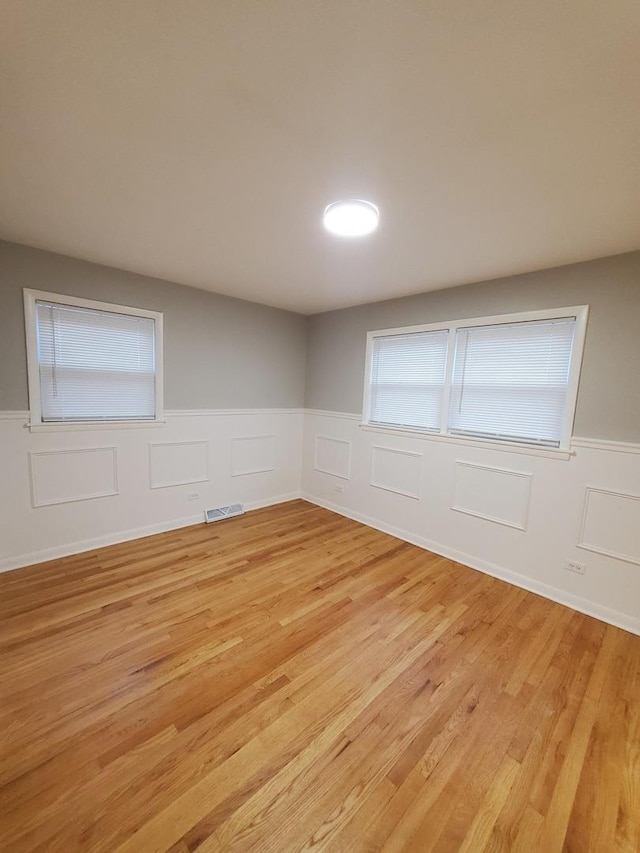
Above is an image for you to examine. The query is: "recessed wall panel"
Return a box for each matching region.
[30,447,118,507]
[149,440,208,489]
[314,436,351,480]
[452,461,531,530]
[578,488,640,565]
[370,445,422,499]
[231,435,275,476]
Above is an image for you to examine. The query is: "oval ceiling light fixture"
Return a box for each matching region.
[323,199,379,237]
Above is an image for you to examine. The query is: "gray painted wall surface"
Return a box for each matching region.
[2,241,639,441]
[0,241,307,411]
[305,252,640,442]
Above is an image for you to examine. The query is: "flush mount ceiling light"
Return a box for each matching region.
[323,199,379,237]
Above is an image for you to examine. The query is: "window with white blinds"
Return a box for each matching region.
[448,319,576,446]
[369,330,449,431]
[25,291,163,424]
[364,307,587,450]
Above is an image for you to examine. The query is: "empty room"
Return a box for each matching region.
[1,2,639,851]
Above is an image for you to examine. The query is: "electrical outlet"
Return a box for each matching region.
[187,493,200,501]
[334,484,344,494]
[564,560,586,575]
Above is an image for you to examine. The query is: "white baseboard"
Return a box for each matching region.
[243,491,301,512]
[4,475,638,637]
[300,492,640,637]
[0,491,301,575]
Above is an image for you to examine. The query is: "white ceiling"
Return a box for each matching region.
[1,1,639,314]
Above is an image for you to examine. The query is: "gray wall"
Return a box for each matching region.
[2,241,639,441]
[305,251,640,442]
[0,241,307,411]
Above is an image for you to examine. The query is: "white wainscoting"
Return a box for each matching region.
[29,447,118,507]
[578,487,640,566]
[231,434,276,476]
[301,411,640,635]
[4,405,640,636]
[150,440,209,489]
[452,461,532,531]
[314,436,351,480]
[0,410,303,573]
[370,445,422,499]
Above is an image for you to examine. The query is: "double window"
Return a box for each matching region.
[24,290,163,426]
[364,307,588,450]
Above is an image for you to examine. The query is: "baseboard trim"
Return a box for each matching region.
[0,491,301,574]
[4,480,638,637]
[300,492,640,637]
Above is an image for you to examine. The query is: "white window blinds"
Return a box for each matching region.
[35,300,157,421]
[369,330,449,431]
[448,318,576,446]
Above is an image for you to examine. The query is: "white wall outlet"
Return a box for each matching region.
[564,560,586,575]
[334,484,344,494]
[187,493,200,501]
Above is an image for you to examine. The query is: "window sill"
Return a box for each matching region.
[358,423,573,460]
[27,419,166,433]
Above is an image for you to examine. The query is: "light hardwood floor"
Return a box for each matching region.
[1,500,639,852]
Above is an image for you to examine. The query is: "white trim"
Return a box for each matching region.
[4,407,639,454]
[149,440,209,490]
[363,306,589,341]
[577,487,640,566]
[300,494,640,637]
[362,332,374,428]
[230,434,277,477]
[24,290,41,423]
[23,288,164,427]
[451,461,532,532]
[29,446,119,508]
[24,408,303,429]
[23,289,163,320]
[166,408,305,418]
[304,409,362,421]
[314,436,352,480]
[439,327,457,437]
[362,305,589,453]
[28,419,166,433]
[560,306,589,450]
[0,407,302,421]
[0,411,29,420]
[572,437,640,455]
[359,422,573,460]
[0,491,300,574]
[370,445,422,499]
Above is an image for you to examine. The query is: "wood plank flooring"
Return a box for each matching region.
[1,499,639,852]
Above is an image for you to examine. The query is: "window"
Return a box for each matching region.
[369,330,449,431]
[364,307,588,451]
[24,290,163,426]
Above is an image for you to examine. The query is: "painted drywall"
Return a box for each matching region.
[0,241,307,412]
[305,251,640,443]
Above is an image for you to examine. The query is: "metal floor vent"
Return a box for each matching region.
[204,503,245,524]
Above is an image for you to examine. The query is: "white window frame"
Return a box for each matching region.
[24,289,164,431]
[362,306,589,455]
